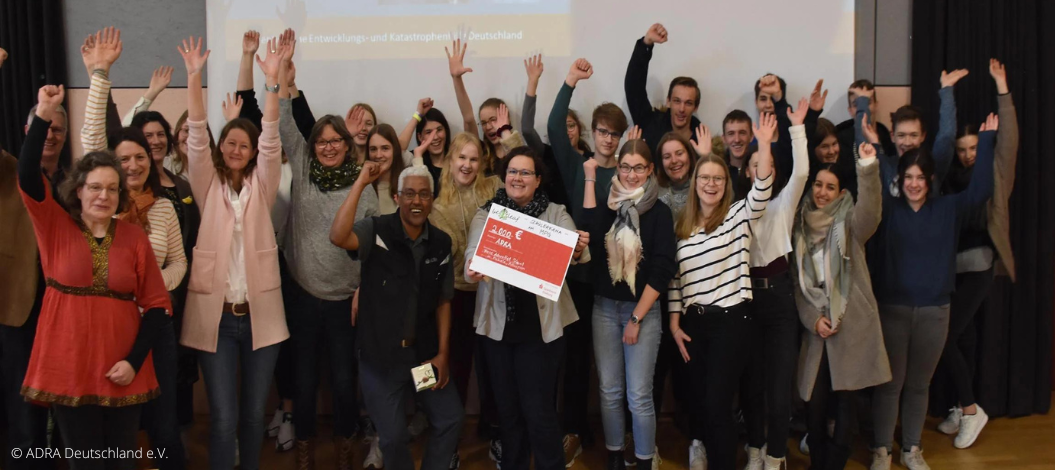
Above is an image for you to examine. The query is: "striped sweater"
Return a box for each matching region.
[668,173,773,313]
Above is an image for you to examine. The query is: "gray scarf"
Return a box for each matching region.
[793,192,854,329]
[605,174,659,294]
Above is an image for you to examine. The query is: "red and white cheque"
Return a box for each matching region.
[469,204,578,301]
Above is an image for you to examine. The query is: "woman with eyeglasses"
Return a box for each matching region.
[464,147,589,470]
[273,46,380,468]
[581,139,676,470]
[668,114,777,470]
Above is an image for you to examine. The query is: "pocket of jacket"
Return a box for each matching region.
[187,248,216,294]
[256,247,281,292]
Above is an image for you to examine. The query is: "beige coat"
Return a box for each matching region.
[988,93,1019,280]
[794,158,892,401]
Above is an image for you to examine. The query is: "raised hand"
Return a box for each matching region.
[787,97,810,126]
[414,131,437,160]
[692,124,713,156]
[758,74,783,102]
[583,157,599,180]
[222,92,244,122]
[83,27,123,75]
[754,113,777,145]
[861,115,880,144]
[643,23,668,46]
[35,85,66,121]
[626,125,643,141]
[80,34,97,76]
[445,39,473,78]
[178,36,210,75]
[990,58,1008,94]
[566,58,593,87]
[940,68,969,88]
[254,38,286,79]
[279,28,297,59]
[858,141,877,160]
[345,105,367,137]
[808,79,828,112]
[145,66,175,100]
[525,54,544,83]
[357,160,383,185]
[979,112,999,132]
[417,97,434,116]
[495,103,510,130]
[242,30,260,56]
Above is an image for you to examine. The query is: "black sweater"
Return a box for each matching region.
[582,200,677,302]
[624,38,701,157]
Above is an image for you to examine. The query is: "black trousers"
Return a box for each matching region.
[484,336,567,470]
[937,267,994,408]
[652,291,691,434]
[682,303,752,470]
[562,279,594,440]
[806,351,854,470]
[0,307,51,470]
[743,274,800,458]
[53,404,143,470]
[141,316,186,469]
[274,255,296,402]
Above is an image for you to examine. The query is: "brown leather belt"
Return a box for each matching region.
[223,302,250,316]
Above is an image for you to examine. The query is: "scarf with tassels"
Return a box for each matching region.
[604,174,658,294]
[309,156,361,192]
[483,188,550,323]
[793,192,854,329]
[120,187,157,235]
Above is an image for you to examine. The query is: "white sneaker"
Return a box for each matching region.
[869,447,891,470]
[763,454,785,470]
[266,407,284,437]
[937,407,963,435]
[954,406,989,449]
[652,448,662,470]
[275,413,294,452]
[364,436,384,468]
[689,439,707,470]
[408,410,429,438]
[744,444,765,470]
[901,446,931,470]
[799,434,809,455]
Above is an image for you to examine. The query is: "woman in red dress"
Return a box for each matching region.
[17,84,172,470]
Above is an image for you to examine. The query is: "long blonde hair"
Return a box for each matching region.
[675,154,735,239]
[438,133,494,205]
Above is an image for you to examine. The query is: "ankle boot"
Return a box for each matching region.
[607,450,627,470]
[295,439,315,470]
[334,436,355,470]
[638,458,653,469]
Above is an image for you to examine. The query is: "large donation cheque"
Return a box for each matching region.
[469,204,578,302]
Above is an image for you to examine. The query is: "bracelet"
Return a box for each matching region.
[412,112,422,122]
[584,178,596,182]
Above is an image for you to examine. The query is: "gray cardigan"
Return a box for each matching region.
[793,157,892,400]
[465,202,588,343]
[278,99,378,301]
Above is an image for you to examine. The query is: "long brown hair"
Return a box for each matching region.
[675,154,734,239]
[173,110,216,176]
[655,132,700,187]
[212,118,260,186]
[438,132,494,206]
[367,124,402,200]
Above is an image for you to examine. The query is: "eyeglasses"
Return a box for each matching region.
[594,128,623,140]
[618,164,648,175]
[506,168,537,179]
[85,184,121,196]
[696,175,726,185]
[400,190,433,201]
[48,126,67,137]
[315,138,345,149]
[478,116,498,127]
[566,122,578,131]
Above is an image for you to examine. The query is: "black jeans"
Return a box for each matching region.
[53,404,142,470]
[141,316,186,469]
[682,303,752,470]
[288,279,358,439]
[562,279,594,440]
[449,289,500,435]
[0,308,51,470]
[938,267,994,408]
[484,336,567,470]
[806,351,854,470]
[743,273,799,458]
[274,255,296,402]
[652,291,691,433]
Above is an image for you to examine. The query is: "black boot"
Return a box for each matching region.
[637,458,653,469]
[607,450,627,470]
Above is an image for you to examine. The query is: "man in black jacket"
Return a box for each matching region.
[330,163,462,470]
[624,22,702,156]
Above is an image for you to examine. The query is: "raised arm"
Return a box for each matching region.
[625,24,667,127]
[237,30,259,91]
[80,27,123,155]
[399,98,433,154]
[955,117,996,215]
[445,39,479,136]
[19,86,65,202]
[782,98,812,202]
[521,54,545,155]
[934,69,968,187]
[330,162,382,250]
[746,114,776,223]
[179,36,214,206]
[990,59,1019,203]
[548,59,593,193]
[121,66,173,126]
[850,142,882,241]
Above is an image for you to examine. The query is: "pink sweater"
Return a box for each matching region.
[180,118,289,352]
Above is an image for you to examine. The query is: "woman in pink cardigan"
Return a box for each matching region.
[178,36,289,470]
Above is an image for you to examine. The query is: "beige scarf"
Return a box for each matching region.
[605,174,658,294]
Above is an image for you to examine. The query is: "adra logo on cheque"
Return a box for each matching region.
[498,208,510,220]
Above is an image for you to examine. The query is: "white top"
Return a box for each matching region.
[225,184,251,303]
[668,172,774,312]
[812,249,826,285]
[272,161,294,245]
[749,124,811,267]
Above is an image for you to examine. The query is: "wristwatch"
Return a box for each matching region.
[264,83,280,94]
[630,315,642,325]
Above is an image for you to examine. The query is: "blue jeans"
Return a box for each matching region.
[359,350,464,470]
[592,296,661,460]
[198,312,281,470]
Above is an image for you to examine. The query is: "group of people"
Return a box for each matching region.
[0,19,1018,470]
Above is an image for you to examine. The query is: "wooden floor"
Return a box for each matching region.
[164,404,1055,470]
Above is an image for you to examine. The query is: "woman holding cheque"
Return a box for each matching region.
[464,147,590,470]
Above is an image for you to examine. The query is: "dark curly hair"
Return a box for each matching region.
[58,151,128,224]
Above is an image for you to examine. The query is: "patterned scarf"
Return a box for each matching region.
[483,188,550,323]
[309,156,361,192]
[120,187,157,235]
[604,174,658,294]
[793,192,854,329]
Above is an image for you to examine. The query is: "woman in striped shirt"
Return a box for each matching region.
[668,114,776,470]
